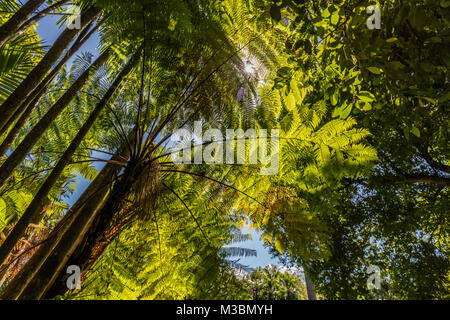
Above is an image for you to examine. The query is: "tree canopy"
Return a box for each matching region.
[0,0,448,300]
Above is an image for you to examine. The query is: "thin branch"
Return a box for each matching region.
[161,182,211,247]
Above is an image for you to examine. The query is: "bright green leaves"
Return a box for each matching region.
[0,189,33,232]
[330,9,340,26]
[357,91,376,111]
[284,92,296,111]
[274,238,285,254]
[321,4,340,25]
[332,102,353,120]
[0,198,6,231]
[273,66,293,90]
[330,89,339,106]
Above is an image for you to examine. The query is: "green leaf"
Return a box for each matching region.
[358,91,376,102]
[331,12,340,25]
[422,97,437,105]
[285,93,296,111]
[367,67,383,74]
[321,8,331,18]
[332,102,353,119]
[403,127,410,141]
[274,238,285,254]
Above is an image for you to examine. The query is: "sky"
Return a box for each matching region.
[37,13,100,62]
[35,10,281,271]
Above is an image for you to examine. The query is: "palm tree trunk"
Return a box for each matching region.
[0,0,47,47]
[21,179,130,299]
[0,48,139,268]
[17,154,141,299]
[0,49,110,193]
[304,273,317,300]
[0,22,99,154]
[40,164,142,299]
[0,6,101,133]
[0,151,127,300]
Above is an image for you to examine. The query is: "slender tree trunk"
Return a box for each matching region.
[0,49,139,269]
[304,273,317,300]
[0,7,101,132]
[21,186,128,300]
[0,48,111,271]
[0,0,46,47]
[0,152,127,300]
[9,0,69,42]
[0,22,99,156]
[18,156,142,299]
[41,164,142,299]
[0,94,44,159]
[0,49,110,194]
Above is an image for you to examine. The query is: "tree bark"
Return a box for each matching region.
[0,7,101,133]
[41,162,144,299]
[304,273,317,300]
[0,0,46,47]
[0,22,99,156]
[0,152,127,300]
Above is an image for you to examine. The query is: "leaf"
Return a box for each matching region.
[330,90,339,106]
[303,39,312,55]
[277,67,292,79]
[428,36,442,43]
[321,8,331,18]
[411,126,421,137]
[422,97,437,105]
[261,232,273,244]
[285,93,296,111]
[438,91,450,102]
[331,12,340,25]
[274,238,285,254]
[386,37,398,43]
[332,102,353,119]
[358,91,376,102]
[441,1,450,8]
[367,67,383,74]
[362,103,372,111]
